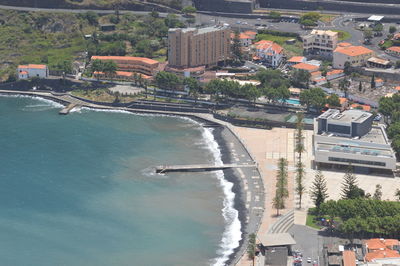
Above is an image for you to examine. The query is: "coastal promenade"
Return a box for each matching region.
[0,89,265,266]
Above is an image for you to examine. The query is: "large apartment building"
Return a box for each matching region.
[167,25,231,69]
[302,30,338,56]
[313,109,396,171]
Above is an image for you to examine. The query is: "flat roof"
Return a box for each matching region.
[260,233,296,247]
[368,15,384,21]
[319,109,372,124]
[360,126,388,144]
[368,57,391,65]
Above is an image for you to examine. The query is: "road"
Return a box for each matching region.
[289,225,323,265]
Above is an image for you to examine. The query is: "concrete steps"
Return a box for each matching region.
[268,209,295,234]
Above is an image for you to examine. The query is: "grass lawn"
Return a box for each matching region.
[331,30,352,41]
[256,33,304,56]
[306,214,323,229]
[320,14,337,23]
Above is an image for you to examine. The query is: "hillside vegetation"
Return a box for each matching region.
[0,10,185,80]
[0,0,183,10]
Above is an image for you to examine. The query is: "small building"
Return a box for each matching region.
[326,69,345,80]
[386,46,400,57]
[364,238,400,263]
[287,56,306,66]
[100,24,116,31]
[252,40,284,68]
[367,57,391,69]
[367,15,384,24]
[292,62,319,72]
[231,32,253,47]
[333,45,374,69]
[375,78,384,87]
[17,64,49,79]
[313,109,396,171]
[259,233,296,266]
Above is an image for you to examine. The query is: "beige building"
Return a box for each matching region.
[333,45,374,69]
[168,25,231,68]
[302,30,338,55]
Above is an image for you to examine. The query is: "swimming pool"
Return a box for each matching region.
[285,98,301,105]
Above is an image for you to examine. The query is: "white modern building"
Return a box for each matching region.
[17,64,49,79]
[313,109,396,171]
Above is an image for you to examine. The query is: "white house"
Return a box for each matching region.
[17,64,49,79]
[252,40,284,68]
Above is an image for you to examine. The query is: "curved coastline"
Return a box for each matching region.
[0,89,265,266]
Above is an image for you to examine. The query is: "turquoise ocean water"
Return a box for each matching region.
[0,96,241,266]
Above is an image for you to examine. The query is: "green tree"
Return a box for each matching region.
[102,60,117,77]
[269,11,281,21]
[291,69,311,89]
[247,233,257,263]
[344,61,352,75]
[256,69,289,88]
[358,81,363,92]
[295,112,305,209]
[373,23,383,33]
[155,71,181,97]
[310,170,328,211]
[341,166,364,199]
[184,77,201,103]
[373,184,382,200]
[389,26,397,34]
[243,84,261,105]
[273,158,289,216]
[85,11,99,26]
[339,77,350,95]
[182,6,196,16]
[371,74,376,89]
[395,61,400,69]
[299,87,326,112]
[232,31,243,63]
[364,29,373,40]
[395,189,400,201]
[299,12,321,26]
[326,94,340,107]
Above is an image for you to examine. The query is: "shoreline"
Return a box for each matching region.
[0,90,265,266]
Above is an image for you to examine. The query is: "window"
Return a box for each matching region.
[328,157,385,166]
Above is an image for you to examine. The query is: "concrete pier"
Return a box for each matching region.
[59,103,78,115]
[155,163,256,173]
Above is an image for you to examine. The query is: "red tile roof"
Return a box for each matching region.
[19,71,28,75]
[91,56,159,65]
[327,69,344,76]
[292,62,319,72]
[365,249,400,262]
[334,45,374,57]
[18,64,47,70]
[254,40,283,54]
[288,56,306,63]
[342,250,356,266]
[388,46,400,53]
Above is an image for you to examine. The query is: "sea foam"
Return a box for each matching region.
[201,128,242,266]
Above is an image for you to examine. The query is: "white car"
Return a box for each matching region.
[307,258,312,263]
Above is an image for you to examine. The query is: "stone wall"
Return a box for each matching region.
[193,0,254,13]
[260,0,400,15]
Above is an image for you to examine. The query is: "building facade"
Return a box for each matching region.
[302,30,338,56]
[252,40,284,68]
[313,109,396,171]
[386,46,400,57]
[333,45,374,69]
[168,25,231,69]
[91,56,160,76]
[17,64,49,79]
